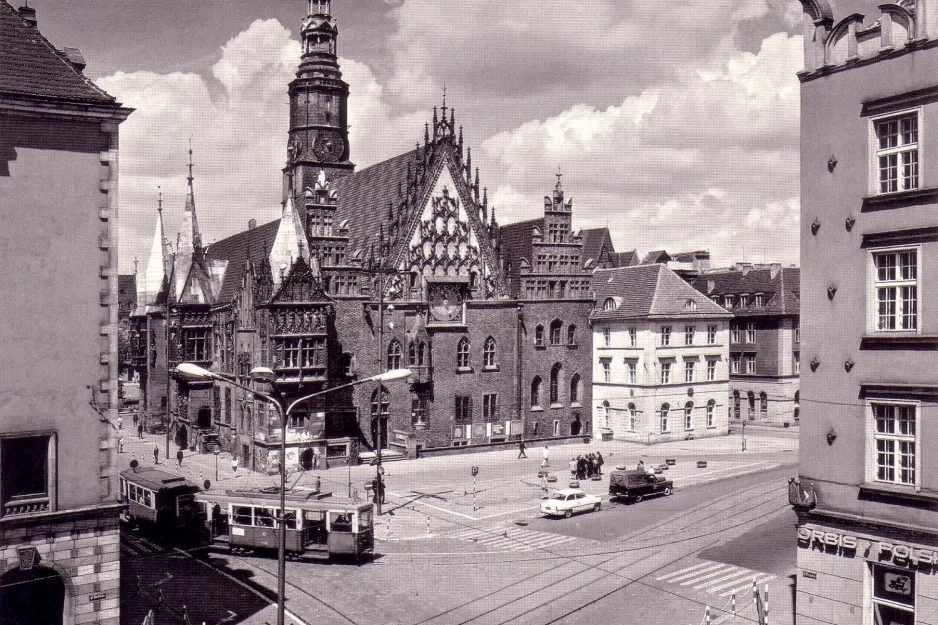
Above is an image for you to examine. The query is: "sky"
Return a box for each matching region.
[28,0,809,273]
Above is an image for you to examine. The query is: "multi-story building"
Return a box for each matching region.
[0,2,132,623]
[795,1,938,623]
[691,264,800,426]
[590,265,732,443]
[135,0,605,468]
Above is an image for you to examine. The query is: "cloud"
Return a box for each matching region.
[102,19,425,273]
[478,32,803,266]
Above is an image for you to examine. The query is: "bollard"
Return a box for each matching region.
[705,605,711,625]
[765,583,769,625]
[427,515,431,535]
[473,474,478,511]
[731,592,736,617]
[386,516,392,540]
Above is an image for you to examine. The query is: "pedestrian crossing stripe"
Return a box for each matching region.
[448,526,578,552]
[656,561,776,596]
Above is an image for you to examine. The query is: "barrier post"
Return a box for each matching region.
[473,475,478,511]
[705,605,711,625]
[386,517,392,540]
[731,592,736,618]
[427,515,431,535]
[765,583,769,625]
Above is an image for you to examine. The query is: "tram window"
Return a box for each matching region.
[331,513,353,532]
[255,508,276,528]
[143,490,152,508]
[359,510,373,529]
[233,506,253,526]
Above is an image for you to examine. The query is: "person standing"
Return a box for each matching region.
[540,474,549,499]
[568,458,577,478]
[231,457,239,475]
[116,414,123,431]
[137,422,144,439]
[541,445,550,468]
[176,448,184,468]
[132,411,139,429]
[596,451,605,477]
[153,445,160,465]
[117,436,124,454]
[517,440,527,459]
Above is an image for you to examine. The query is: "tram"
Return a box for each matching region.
[195,487,375,561]
[118,467,206,542]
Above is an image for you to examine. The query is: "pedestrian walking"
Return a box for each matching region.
[568,458,577,477]
[137,422,144,439]
[315,476,321,492]
[517,440,527,459]
[541,445,550,468]
[312,450,320,470]
[153,445,159,465]
[116,415,123,431]
[176,448,184,468]
[596,451,605,476]
[132,411,139,429]
[540,474,549,499]
[231,457,238,475]
[118,436,124,454]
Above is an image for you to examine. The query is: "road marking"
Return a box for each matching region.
[672,462,769,482]
[693,568,753,590]
[666,563,727,583]
[718,574,776,598]
[449,524,579,552]
[680,566,739,586]
[656,561,714,581]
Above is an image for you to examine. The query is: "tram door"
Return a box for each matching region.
[304,510,326,546]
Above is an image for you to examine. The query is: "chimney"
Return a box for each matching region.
[248,219,257,230]
[62,47,86,73]
[18,4,37,27]
[769,263,782,279]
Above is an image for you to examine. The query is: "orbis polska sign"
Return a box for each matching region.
[798,527,938,568]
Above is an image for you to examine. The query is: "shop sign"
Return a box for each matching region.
[877,542,938,568]
[873,564,915,607]
[802,570,817,579]
[88,591,106,601]
[492,424,505,435]
[797,528,858,551]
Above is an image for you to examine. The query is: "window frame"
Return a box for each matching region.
[868,245,921,334]
[600,359,611,384]
[455,395,473,422]
[684,360,695,383]
[707,359,717,381]
[660,361,671,384]
[387,340,403,370]
[602,327,611,347]
[707,325,717,345]
[625,359,637,384]
[456,337,471,369]
[866,399,920,488]
[684,402,694,431]
[706,400,715,428]
[483,336,497,368]
[628,327,637,347]
[745,355,756,374]
[660,326,671,346]
[0,432,57,518]
[482,393,498,421]
[660,403,670,433]
[549,320,563,346]
[730,324,740,343]
[870,108,921,196]
[745,323,756,344]
[684,325,695,346]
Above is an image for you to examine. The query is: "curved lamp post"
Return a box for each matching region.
[175,362,410,625]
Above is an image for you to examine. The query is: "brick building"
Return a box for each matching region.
[794,1,938,624]
[135,0,608,470]
[0,2,132,623]
[690,264,800,427]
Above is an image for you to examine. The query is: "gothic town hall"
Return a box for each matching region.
[133,0,618,472]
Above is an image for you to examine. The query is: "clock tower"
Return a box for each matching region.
[286,0,354,199]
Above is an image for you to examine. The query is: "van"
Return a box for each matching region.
[608,469,673,503]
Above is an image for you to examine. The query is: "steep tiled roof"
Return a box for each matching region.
[641,250,671,265]
[690,267,800,316]
[498,217,541,269]
[580,227,614,268]
[609,250,639,267]
[591,264,730,321]
[117,274,136,308]
[333,147,428,256]
[206,220,280,306]
[0,1,116,104]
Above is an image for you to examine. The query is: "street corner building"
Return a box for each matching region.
[0,1,132,624]
[794,1,938,624]
[589,264,733,443]
[132,0,613,472]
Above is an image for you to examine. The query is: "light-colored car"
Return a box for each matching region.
[540,488,601,518]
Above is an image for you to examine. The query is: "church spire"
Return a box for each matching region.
[142,188,169,307]
[179,140,203,255]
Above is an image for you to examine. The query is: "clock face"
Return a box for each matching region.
[313,130,345,163]
[429,284,464,322]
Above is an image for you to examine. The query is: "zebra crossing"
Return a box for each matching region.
[447,524,579,552]
[120,532,171,557]
[655,561,776,597]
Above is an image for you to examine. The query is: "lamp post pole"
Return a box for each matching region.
[174,363,411,625]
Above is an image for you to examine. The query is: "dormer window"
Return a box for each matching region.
[603,298,617,311]
[754,293,764,307]
[684,299,697,311]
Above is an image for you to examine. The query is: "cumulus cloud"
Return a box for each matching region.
[479,32,803,266]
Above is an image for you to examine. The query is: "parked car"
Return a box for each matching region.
[540,488,602,518]
[608,468,673,503]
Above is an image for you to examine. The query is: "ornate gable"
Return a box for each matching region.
[269,257,331,305]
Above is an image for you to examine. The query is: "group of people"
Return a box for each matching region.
[569,452,604,480]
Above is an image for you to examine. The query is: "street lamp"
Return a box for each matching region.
[175,362,411,625]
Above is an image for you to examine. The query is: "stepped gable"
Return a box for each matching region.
[591,264,730,321]
[691,267,800,316]
[0,1,116,104]
[206,219,280,305]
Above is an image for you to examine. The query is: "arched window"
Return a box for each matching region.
[569,373,581,404]
[684,401,694,430]
[628,402,637,431]
[660,403,670,433]
[456,337,470,368]
[534,325,545,347]
[603,297,617,310]
[549,320,562,345]
[760,391,768,417]
[567,324,577,345]
[550,363,562,404]
[747,391,756,420]
[733,390,741,419]
[483,337,497,368]
[408,342,418,366]
[706,399,715,427]
[371,386,390,418]
[387,340,402,370]
[417,341,426,366]
[601,400,611,429]
[531,377,542,407]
